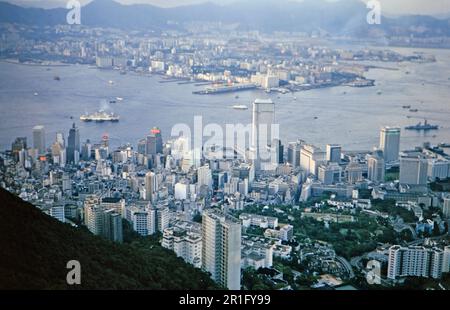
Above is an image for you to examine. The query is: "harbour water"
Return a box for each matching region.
[0,47,450,152]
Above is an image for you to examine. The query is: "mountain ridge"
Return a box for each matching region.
[0,0,449,37]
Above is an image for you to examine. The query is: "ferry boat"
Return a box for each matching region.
[232,105,248,110]
[80,110,120,122]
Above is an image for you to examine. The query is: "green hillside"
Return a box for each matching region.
[0,188,218,290]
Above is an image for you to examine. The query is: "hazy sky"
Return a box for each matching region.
[7,0,450,16]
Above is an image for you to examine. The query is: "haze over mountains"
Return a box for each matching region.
[0,0,449,37]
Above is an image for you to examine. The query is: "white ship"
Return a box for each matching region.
[232,105,248,110]
[80,110,120,122]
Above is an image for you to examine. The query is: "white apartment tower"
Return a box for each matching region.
[202,209,241,290]
[388,245,444,280]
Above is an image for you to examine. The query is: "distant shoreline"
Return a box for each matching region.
[0,59,70,67]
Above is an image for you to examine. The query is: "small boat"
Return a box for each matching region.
[377,91,382,95]
[293,97,297,100]
[314,116,318,120]
[235,95,239,99]
[109,100,116,104]
[402,105,411,109]
[409,109,419,112]
[108,80,114,85]
[54,76,60,81]
[232,105,248,110]
[34,92,38,96]
[116,97,124,101]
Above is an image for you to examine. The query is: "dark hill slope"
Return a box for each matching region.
[0,188,217,289]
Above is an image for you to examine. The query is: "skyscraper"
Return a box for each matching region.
[32,125,46,155]
[326,144,341,163]
[287,140,304,168]
[443,195,450,219]
[11,137,27,161]
[380,127,401,163]
[145,171,157,203]
[399,155,428,185]
[146,127,163,156]
[367,150,385,183]
[202,209,241,290]
[198,164,213,190]
[251,99,275,172]
[67,123,80,164]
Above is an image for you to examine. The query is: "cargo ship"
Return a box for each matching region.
[405,120,438,131]
[80,110,120,122]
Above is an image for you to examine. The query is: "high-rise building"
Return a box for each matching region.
[399,155,428,185]
[388,245,444,280]
[162,226,202,268]
[443,246,450,273]
[326,144,341,163]
[346,161,363,184]
[84,195,122,242]
[443,195,450,219]
[84,195,103,235]
[103,209,123,243]
[251,99,275,172]
[318,162,342,185]
[67,123,80,164]
[33,125,46,155]
[300,144,326,176]
[270,139,283,165]
[146,127,163,156]
[202,208,241,290]
[11,137,27,161]
[128,205,157,236]
[287,141,303,168]
[198,164,213,190]
[379,127,401,163]
[367,150,385,183]
[145,171,157,202]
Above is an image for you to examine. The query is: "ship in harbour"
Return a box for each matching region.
[80,110,120,122]
[232,105,248,110]
[405,120,438,131]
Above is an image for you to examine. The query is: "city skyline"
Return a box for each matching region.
[1,0,450,295]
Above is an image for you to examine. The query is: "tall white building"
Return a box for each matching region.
[367,151,385,183]
[300,144,326,176]
[202,209,241,290]
[84,195,104,235]
[198,164,213,190]
[128,206,156,236]
[443,246,450,273]
[443,195,450,219]
[399,155,428,185]
[388,245,444,280]
[379,127,401,163]
[145,171,157,202]
[162,226,202,268]
[251,99,275,172]
[33,125,46,155]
